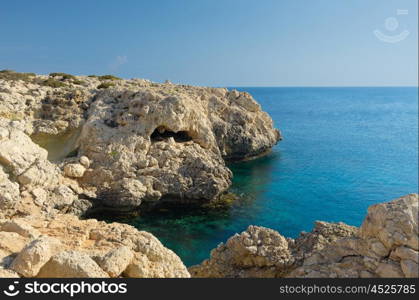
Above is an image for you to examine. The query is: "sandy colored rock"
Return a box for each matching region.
[0,166,20,209]
[191,194,419,278]
[400,259,418,278]
[0,267,19,278]
[360,193,418,251]
[96,246,134,277]
[190,225,293,278]
[0,232,29,253]
[63,163,86,178]
[37,250,109,278]
[1,73,280,215]
[79,156,90,168]
[0,213,189,278]
[0,220,40,238]
[10,236,62,277]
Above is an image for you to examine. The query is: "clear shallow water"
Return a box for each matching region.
[103,87,418,266]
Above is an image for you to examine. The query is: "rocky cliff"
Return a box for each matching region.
[0,70,280,215]
[190,194,418,278]
[1,71,417,279]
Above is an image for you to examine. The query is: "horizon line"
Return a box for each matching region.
[222,85,419,88]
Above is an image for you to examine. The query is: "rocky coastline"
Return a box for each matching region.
[0,71,417,278]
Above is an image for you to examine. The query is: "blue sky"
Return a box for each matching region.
[0,0,417,86]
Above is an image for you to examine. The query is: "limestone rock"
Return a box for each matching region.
[0,220,40,238]
[1,73,280,214]
[0,166,20,209]
[63,163,86,178]
[0,267,20,278]
[360,193,418,251]
[192,194,419,278]
[400,259,419,278]
[190,225,293,278]
[10,236,62,277]
[79,156,90,168]
[96,246,134,277]
[37,250,109,278]
[0,232,29,253]
[0,213,189,278]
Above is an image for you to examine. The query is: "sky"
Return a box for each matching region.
[0,0,417,86]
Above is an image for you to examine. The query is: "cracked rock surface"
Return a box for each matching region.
[189,194,418,278]
[0,73,280,214]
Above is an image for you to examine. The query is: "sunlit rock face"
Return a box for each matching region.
[189,194,419,278]
[78,86,280,212]
[0,73,280,214]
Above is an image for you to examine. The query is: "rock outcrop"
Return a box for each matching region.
[190,194,418,278]
[0,71,280,215]
[0,214,190,278]
[0,70,278,279]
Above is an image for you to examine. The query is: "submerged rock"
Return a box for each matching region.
[190,194,419,278]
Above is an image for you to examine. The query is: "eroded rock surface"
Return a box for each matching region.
[0,72,280,214]
[190,194,419,278]
[0,214,190,278]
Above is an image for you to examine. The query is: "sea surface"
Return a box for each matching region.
[104,87,418,266]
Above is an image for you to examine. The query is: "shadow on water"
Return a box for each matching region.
[96,150,280,266]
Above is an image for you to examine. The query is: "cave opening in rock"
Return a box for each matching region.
[150,126,193,143]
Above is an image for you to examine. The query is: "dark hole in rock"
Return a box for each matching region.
[150,126,193,143]
[66,147,79,158]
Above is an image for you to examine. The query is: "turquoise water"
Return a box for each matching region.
[104,87,418,266]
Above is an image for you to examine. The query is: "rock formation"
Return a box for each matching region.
[0,71,281,215]
[0,214,189,278]
[189,194,418,278]
[1,71,417,279]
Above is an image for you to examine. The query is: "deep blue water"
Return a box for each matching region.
[106,87,418,266]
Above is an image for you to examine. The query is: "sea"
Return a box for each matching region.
[103,87,418,266]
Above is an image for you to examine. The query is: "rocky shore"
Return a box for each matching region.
[0,70,280,216]
[0,71,417,278]
[190,194,418,278]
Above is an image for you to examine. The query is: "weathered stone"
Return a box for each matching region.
[63,163,86,178]
[79,156,90,168]
[400,259,418,278]
[0,267,20,278]
[192,194,419,278]
[96,246,133,277]
[0,232,29,253]
[10,236,61,277]
[37,250,109,278]
[0,220,40,238]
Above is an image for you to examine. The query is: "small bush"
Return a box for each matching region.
[98,75,121,81]
[72,79,85,85]
[97,82,115,89]
[49,72,77,81]
[41,78,66,88]
[0,70,36,82]
[87,75,98,78]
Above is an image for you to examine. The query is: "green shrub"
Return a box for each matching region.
[41,78,66,88]
[87,75,98,78]
[98,75,121,81]
[0,70,36,82]
[49,72,77,81]
[97,82,115,89]
[72,79,85,85]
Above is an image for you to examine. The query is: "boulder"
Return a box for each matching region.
[96,246,133,277]
[37,251,109,278]
[63,163,86,178]
[191,194,419,278]
[10,236,61,277]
